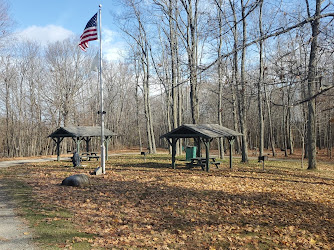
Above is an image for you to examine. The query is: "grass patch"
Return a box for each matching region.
[1,178,95,249]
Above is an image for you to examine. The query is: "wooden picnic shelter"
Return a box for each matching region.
[49,126,117,161]
[160,124,243,171]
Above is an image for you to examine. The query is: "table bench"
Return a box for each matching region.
[187,157,220,170]
[81,152,100,161]
[88,155,100,161]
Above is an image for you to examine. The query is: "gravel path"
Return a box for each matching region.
[0,157,64,168]
[0,182,36,250]
[0,157,63,250]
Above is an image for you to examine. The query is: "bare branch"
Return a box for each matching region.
[272,85,334,107]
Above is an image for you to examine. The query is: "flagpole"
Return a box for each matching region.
[99,4,105,174]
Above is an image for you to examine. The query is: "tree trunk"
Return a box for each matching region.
[230,0,240,154]
[169,0,180,154]
[217,0,224,160]
[307,0,321,170]
[238,0,249,162]
[181,0,199,124]
[263,84,276,156]
[257,0,264,157]
[134,61,143,152]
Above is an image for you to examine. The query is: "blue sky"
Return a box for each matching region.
[8,0,126,60]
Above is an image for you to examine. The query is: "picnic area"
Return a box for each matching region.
[0,151,333,249]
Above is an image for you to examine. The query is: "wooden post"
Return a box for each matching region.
[171,138,177,169]
[73,137,82,156]
[228,137,235,169]
[195,138,201,157]
[52,137,63,161]
[204,139,210,172]
[166,138,178,169]
[56,138,60,161]
[105,136,111,160]
[84,137,91,153]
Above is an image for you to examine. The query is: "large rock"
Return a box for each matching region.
[61,174,90,187]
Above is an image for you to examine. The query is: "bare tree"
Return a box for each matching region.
[119,0,157,153]
[237,0,249,162]
[179,0,200,124]
[45,39,86,127]
[257,0,264,157]
[306,0,321,170]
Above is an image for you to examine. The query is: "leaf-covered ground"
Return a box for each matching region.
[3,155,334,249]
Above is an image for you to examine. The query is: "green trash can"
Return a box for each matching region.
[186,146,197,161]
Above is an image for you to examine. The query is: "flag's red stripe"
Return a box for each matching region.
[79,38,97,48]
[80,32,98,41]
[80,27,97,39]
[80,36,98,46]
[79,42,88,49]
[79,44,87,51]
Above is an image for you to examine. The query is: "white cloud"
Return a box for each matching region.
[102,28,126,61]
[14,25,74,46]
[13,25,126,61]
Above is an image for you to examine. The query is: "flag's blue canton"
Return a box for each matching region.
[85,13,97,29]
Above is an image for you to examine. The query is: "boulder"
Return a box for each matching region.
[61,174,90,187]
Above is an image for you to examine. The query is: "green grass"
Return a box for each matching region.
[2,178,96,249]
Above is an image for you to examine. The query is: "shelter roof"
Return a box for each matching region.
[160,124,242,139]
[49,126,117,138]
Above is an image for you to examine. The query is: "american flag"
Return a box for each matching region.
[79,13,98,51]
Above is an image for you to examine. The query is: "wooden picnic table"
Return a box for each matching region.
[80,152,100,161]
[187,157,220,170]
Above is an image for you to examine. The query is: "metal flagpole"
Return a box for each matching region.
[99,4,106,174]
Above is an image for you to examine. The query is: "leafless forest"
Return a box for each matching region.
[0,0,334,169]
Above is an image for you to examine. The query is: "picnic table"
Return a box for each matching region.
[186,157,220,170]
[80,152,100,161]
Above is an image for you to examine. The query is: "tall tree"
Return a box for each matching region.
[152,0,182,154]
[238,0,249,162]
[257,0,264,157]
[215,0,226,159]
[45,39,86,127]
[229,0,241,154]
[120,0,157,154]
[180,0,200,124]
[307,0,321,169]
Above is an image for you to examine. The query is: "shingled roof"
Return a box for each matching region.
[160,124,242,139]
[49,126,117,138]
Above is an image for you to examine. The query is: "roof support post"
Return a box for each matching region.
[172,138,179,169]
[105,136,112,160]
[83,137,91,153]
[194,138,201,157]
[167,138,178,169]
[228,137,235,169]
[72,137,83,156]
[203,138,212,172]
[52,137,63,161]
